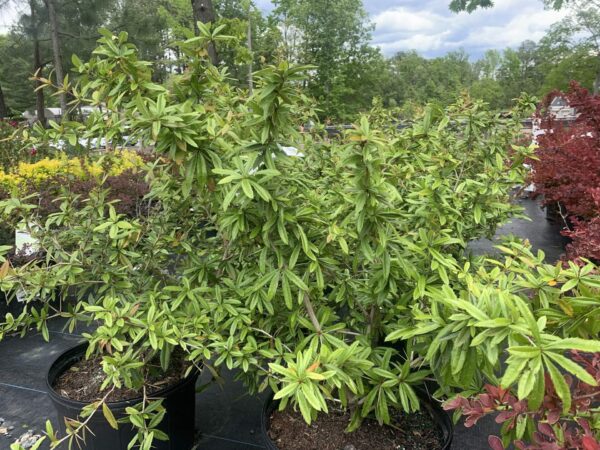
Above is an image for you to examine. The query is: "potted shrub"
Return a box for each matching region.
[391,240,600,449]
[0,29,233,449]
[2,25,581,450]
[196,92,540,449]
[0,183,208,449]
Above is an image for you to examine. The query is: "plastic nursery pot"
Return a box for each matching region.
[47,343,199,450]
[261,389,453,450]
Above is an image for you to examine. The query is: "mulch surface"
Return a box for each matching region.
[268,404,444,450]
[52,355,189,403]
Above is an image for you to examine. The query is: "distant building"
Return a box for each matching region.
[546,96,578,122]
[22,108,62,124]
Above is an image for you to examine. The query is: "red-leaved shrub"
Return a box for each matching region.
[445,352,600,450]
[532,82,600,261]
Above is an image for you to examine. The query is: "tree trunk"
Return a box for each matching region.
[30,0,47,127]
[0,82,9,118]
[247,16,253,95]
[44,0,67,120]
[191,0,218,65]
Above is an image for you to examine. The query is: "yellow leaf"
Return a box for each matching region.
[102,403,118,430]
[558,299,574,317]
[348,135,366,142]
[548,280,557,286]
[0,259,11,280]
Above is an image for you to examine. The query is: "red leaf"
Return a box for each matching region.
[537,422,554,438]
[488,435,505,450]
[443,396,465,411]
[582,436,600,450]
[546,409,560,425]
[495,411,515,423]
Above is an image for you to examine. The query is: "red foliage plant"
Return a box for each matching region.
[531,82,600,260]
[444,351,600,450]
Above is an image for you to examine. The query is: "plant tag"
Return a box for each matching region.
[15,227,39,256]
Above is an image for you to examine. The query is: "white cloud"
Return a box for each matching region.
[375,8,439,34]
[456,5,567,48]
[370,0,570,58]
[0,2,22,32]
[0,0,570,60]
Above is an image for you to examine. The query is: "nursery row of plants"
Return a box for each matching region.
[0,27,599,450]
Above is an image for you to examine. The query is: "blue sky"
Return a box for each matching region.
[0,0,569,60]
[255,0,568,59]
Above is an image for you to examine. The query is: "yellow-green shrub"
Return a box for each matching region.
[0,150,144,194]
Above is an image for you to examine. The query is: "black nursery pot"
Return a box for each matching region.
[47,343,199,450]
[261,389,453,450]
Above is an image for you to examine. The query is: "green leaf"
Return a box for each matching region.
[301,383,323,411]
[545,338,600,353]
[222,186,239,211]
[241,179,254,199]
[545,352,597,386]
[514,297,541,342]
[282,276,292,309]
[527,365,545,410]
[517,369,535,399]
[475,318,511,328]
[273,383,297,400]
[545,359,571,414]
[267,271,280,301]
[501,358,528,388]
[339,237,349,254]
[297,392,313,424]
[285,270,308,291]
[474,205,482,224]
[93,222,113,232]
[508,346,541,358]
[515,415,527,440]
[560,278,579,292]
[71,54,83,68]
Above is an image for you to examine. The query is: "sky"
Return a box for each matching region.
[1,0,570,60]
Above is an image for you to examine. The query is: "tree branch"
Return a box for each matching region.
[303,293,322,334]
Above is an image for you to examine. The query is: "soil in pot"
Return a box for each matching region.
[52,352,189,402]
[268,405,444,450]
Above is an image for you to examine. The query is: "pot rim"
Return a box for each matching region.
[260,387,454,450]
[46,342,199,408]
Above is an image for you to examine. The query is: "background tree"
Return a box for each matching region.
[26,0,47,125]
[43,0,66,117]
[556,0,600,93]
[210,0,279,90]
[0,83,8,118]
[497,41,543,104]
[0,33,35,115]
[273,0,375,118]
[0,0,597,122]
[191,0,218,63]
[109,0,170,80]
